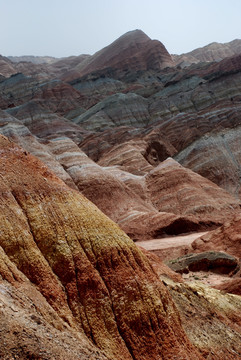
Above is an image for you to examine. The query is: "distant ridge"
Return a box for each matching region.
[173,38,241,66]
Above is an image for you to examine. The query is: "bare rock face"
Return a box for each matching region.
[98,140,154,174]
[0,73,43,108]
[1,31,241,358]
[192,215,241,258]
[0,109,80,190]
[1,134,241,359]
[191,216,241,297]
[167,251,239,274]
[0,134,204,360]
[0,73,90,119]
[0,111,206,241]
[0,278,109,360]
[2,55,92,80]
[50,143,240,240]
[175,123,241,198]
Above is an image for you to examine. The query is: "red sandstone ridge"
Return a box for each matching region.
[62,29,174,81]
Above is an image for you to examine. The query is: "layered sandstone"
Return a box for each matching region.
[0,73,90,118]
[145,158,241,223]
[74,92,150,130]
[173,39,241,66]
[6,100,87,140]
[1,28,241,356]
[1,134,241,358]
[1,104,240,241]
[0,134,204,359]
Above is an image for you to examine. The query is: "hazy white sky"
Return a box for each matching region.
[1,0,241,57]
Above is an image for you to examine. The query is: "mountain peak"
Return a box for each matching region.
[113,29,151,44]
[65,29,174,80]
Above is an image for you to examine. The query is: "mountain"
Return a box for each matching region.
[1,30,241,358]
[61,29,174,81]
[1,32,241,201]
[1,135,241,358]
[2,30,174,81]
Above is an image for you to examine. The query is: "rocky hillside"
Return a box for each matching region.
[1,30,241,359]
[0,135,202,359]
[1,135,241,359]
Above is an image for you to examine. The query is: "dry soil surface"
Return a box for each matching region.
[136,232,208,251]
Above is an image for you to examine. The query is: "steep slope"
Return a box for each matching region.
[0,110,199,241]
[167,279,241,359]
[73,92,150,130]
[0,134,203,360]
[1,134,241,359]
[0,267,109,360]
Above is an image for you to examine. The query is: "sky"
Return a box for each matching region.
[1,0,241,58]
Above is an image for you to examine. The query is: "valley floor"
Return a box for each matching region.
[137,231,238,289]
[136,231,208,250]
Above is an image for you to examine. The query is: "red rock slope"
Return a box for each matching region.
[0,134,203,359]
